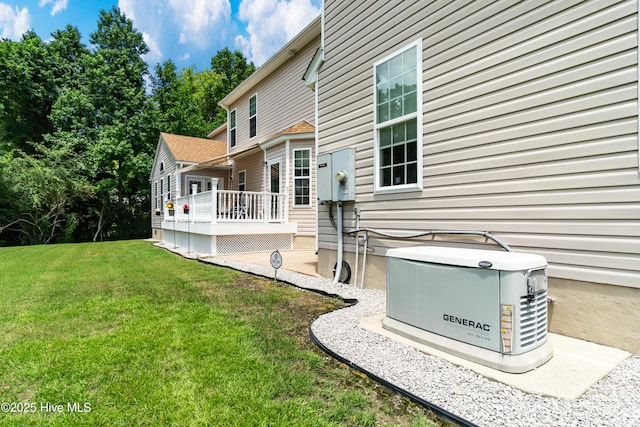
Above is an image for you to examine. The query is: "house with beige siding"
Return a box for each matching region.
[150,133,228,241]
[315,0,640,353]
[151,16,320,254]
[216,15,321,250]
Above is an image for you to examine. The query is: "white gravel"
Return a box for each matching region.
[191,252,640,427]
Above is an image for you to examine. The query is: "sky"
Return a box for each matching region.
[0,0,321,70]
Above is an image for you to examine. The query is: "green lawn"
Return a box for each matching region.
[0,240,448,426]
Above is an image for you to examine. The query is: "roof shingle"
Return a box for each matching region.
[160,132,227,163]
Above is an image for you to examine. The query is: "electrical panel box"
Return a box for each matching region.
[317,153,333,202]
[331,148,356,202]
[383,246,553,373]
[317,148,356,202]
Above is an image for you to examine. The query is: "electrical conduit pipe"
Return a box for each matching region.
[332,201,344,285]
[332,169,349,285]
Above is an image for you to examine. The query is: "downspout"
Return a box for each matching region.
[314,82,320,252]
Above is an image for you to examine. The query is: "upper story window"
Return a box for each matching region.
[294,149,311,206]
[249,94,257,138]
[230,109,237,147]
[374,40,422,192]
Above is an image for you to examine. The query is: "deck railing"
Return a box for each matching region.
[165,189,287,223]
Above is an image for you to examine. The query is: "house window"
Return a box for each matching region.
[249,94,257,138]
[166,175,171,200]
[374,40,422,191]
[154,181,158,209]
[230,109,237,147]
[238,171,246,191]
[188,179,203,194]
[294,149,311,206]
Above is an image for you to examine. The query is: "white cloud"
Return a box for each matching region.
[0,3,30,40]
[119,0,231,67]
[170,0,231,49]
[39,0,68,16]
[142,31,162,63]
[236,0,320,66]
[118,0,138,21]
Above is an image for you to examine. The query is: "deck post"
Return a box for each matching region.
[210,178,219,223]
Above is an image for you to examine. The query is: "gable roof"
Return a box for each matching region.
[160,132,227,163]
[259,120,315,150]
[272,120,315,137]
[219,16,321,109]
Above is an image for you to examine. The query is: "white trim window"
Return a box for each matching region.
[374,40,422,192]
[187,177,205,194]
[229,109,238,148]
[294,149,311,206]
[154,181,159,209]
[238,170,246,191]
[166,175,171,200]
[230,109,237,148]
[249,94,257,138]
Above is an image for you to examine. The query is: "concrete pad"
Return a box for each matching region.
[360,314,631,400]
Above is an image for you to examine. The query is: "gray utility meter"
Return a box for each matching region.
[317,148,356,202]
[383,246,553,373]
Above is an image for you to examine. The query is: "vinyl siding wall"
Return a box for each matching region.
[318,0,640,288]
[227,36,319,154]
[231,151,264,192]
[150,141,177,230]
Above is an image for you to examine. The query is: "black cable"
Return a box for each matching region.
[325,201,512,252]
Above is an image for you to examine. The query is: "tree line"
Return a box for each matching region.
[0,6,254,246]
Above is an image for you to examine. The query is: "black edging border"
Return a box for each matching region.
[159,245,477,427]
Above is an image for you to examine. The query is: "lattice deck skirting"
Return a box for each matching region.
[216,234,293,255]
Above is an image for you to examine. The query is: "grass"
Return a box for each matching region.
[0,240,451,426]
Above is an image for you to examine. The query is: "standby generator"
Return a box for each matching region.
[383,246,553,373]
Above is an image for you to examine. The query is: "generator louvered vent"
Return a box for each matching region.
[520,288,548,349]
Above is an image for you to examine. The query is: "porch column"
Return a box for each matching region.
[210,178,219,224]
[175,172,181,198]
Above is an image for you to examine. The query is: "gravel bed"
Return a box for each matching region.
[182,249,640,427]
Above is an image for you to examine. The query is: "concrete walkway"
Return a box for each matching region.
[212,250,320,277]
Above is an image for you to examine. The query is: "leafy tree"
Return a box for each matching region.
[0,141,92,245]
[0,7,257,246]
[80,6,154,241]
[0,32,54,152]
[47,25,90,93]
[211,47,256,96]
[151,60,200,135]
